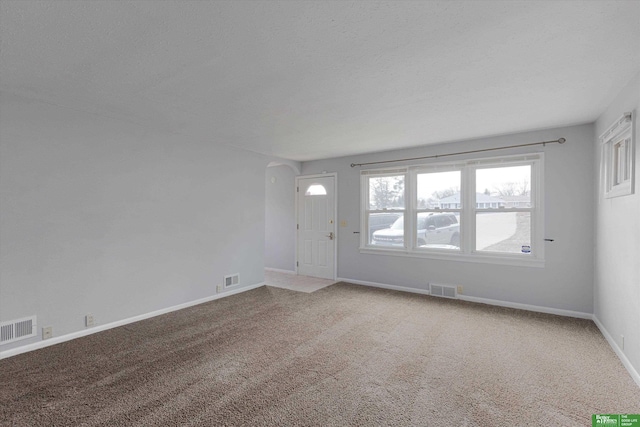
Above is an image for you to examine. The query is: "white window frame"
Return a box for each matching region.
[411,163,464,252]
[360,153,544,267]
[601,112,634,199]
[360,168,408,253]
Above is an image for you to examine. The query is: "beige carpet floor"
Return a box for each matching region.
[1,283,639,426]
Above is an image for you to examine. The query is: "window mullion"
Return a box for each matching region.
[406,171,415,250]
[462,166,474,254]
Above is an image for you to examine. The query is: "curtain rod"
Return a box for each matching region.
[350,138,566,168]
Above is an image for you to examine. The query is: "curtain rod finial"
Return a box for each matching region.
[350,163,357,168]
[558,138,566,144]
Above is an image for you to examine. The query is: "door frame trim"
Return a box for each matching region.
[294,173,338,280]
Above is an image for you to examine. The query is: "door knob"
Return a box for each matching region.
[326,232,334,240]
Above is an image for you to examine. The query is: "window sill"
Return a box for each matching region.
[359,247,545,268]
[604,181,633,199]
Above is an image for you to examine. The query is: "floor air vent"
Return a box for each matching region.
[1,316,37,345]
[224,273,239,288]
[429,284,457,299]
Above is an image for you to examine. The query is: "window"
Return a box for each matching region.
[601,112,634,199]
[475,165,532,255]
[416,170,461,250]
[362,171,405,246]
[360,154,544,266]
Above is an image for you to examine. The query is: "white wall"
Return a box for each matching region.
[0,91,268,353]
[265,165,296,271]
[594,72,640,381]
[302,123,595,314]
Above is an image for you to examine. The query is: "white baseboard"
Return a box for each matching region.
[337,277,592,319]
[0,282,265,360]
[265,267,296,275]
[593,315,640,389]
[457,295,593,319]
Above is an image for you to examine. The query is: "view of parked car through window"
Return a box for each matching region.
[367,212,402,241]
[371,212,459,248]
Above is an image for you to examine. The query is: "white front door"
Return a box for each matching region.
[297,175,335,280]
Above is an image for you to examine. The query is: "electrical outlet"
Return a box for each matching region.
[85,314,95,327]
[457,285,463,295]
[217,285,223,293]
[42,326,53,340]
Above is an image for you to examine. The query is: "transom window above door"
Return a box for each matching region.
[305,184,327,196]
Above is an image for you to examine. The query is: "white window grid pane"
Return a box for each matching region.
[367,175,406,211]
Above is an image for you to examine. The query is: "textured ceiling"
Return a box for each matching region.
[1,1,639,161]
